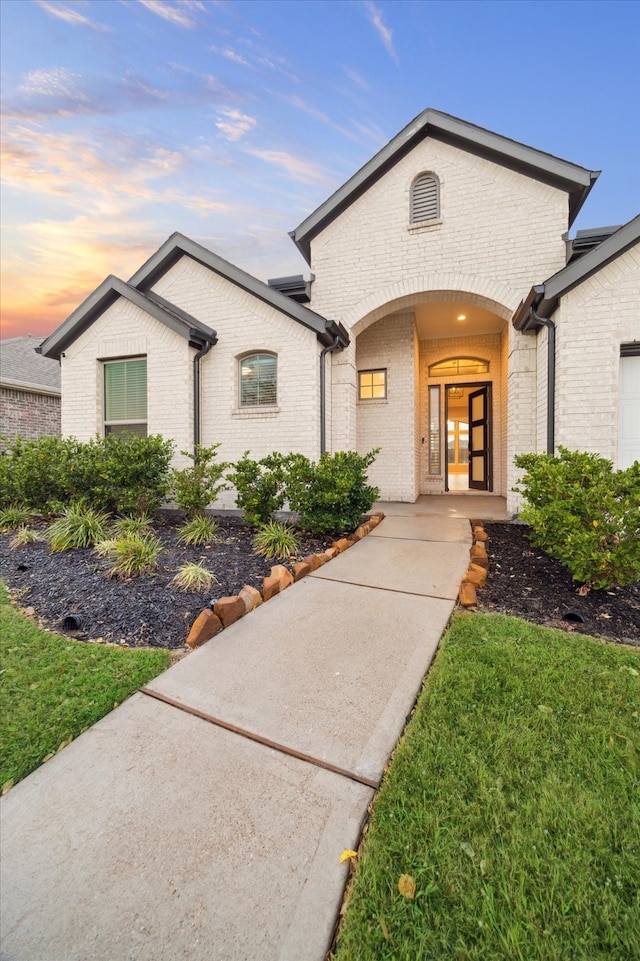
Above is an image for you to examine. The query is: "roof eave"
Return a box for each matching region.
[130,232,340,345]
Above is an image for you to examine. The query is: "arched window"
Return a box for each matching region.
[428,357,490,377]
[411,172,440,223]
[239,353,277,407]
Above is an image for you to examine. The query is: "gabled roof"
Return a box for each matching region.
[291,108,600,263]
[39,276,216,360]
[513,213,640,329]
[128,232,348,348]
[0,336,61,394]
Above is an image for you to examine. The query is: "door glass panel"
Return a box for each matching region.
[471,393,484,420]
[472,425,484,448]
[471,458,485,482]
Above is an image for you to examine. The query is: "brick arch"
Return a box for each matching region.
[348,273,517,339]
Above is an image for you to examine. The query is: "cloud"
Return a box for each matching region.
[136,0,204,28]
[18,68,89,104]
[215,108,256,142]
[343,67,370,91]
[35,0,110,32]
[248,149,329,185]
[363,1,398,64]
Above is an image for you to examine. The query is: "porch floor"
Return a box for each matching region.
[373,493,510,521]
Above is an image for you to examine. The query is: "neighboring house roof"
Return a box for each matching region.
[290,108,600,263]
[513,213,640,329]
[39,276,217,361]
[0,336,61,395]
[128,232,348,348]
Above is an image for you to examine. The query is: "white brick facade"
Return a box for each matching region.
[47,112,639,518]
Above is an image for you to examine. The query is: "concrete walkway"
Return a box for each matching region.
[1,496,508,961]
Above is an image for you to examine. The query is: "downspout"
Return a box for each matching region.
[319,335,341,455]
[193,335,216,451]
[528,308,556,455]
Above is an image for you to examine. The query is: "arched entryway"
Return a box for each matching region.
[350,290,509,502]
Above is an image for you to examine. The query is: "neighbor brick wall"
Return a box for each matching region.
[0,387,61,443]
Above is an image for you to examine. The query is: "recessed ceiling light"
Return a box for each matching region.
[457,314,466,321]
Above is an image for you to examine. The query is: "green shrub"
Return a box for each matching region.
[514,447,640,590]
[287,449,380,534]
[170,444,230,519]
[0,434,173,515]
[178,515,219,546]
[252,521,299,560]
[47,505,111,552]
[229,451,296,526]
[103,533,162,578]
[170,562,218,592]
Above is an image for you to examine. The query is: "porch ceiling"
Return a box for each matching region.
[414,301,504,339]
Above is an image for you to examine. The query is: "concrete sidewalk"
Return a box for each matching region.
[0,496,508,961]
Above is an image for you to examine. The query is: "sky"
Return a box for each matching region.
[1,0,639,340]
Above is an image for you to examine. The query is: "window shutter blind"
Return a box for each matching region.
[105,359,147,421]
[240,354,276,406]
[411,175,439,223]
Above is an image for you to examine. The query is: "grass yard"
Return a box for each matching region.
[332,613,640,961]
[0,582,170,791]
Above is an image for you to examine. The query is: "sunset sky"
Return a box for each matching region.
[1,0,639,340]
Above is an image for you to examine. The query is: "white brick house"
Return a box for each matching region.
[40,109,640,515]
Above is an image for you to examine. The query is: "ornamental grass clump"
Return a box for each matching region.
[9,527,45,549]
[178,516,219,546]
[170,562,218,592]
[104,533,162,578]
[0,506,34,532]
[252,521,299,560]
[46,505,111,552]
[112,514,153,537]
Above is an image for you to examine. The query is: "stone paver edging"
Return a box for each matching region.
[185,512,386,649]
[458,520,490,609]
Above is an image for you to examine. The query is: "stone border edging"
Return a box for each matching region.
[185,512,386,649]
[458,519,489,609]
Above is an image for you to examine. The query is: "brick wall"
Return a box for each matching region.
[0,387,61,443]
[305,136,568,505]
[553,243,640,465]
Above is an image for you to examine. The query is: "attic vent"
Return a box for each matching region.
[411,173,440,223]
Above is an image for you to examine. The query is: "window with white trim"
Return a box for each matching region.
[411,172,440,223]
[239,353,277,407]
[358,368,387,400]
[104,358,147,437]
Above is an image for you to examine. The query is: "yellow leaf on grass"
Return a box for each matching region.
[339,850,358,864]
[379,916,391,941]
[398,874,416,899]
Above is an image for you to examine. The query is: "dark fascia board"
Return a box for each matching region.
[39,275,216,360]
[291,108,599,264]
[128,232,347,348]
[513,213,640,328]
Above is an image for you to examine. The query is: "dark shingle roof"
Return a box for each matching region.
[0,336,61,393]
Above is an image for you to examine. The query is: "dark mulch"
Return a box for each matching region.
[0,515,333,651]
[481,522,640,648]
[1,516,638,650]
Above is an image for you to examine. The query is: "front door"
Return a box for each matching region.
[468,385,492,491]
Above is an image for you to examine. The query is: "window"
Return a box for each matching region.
[104,358,147,437]
[358,369,387,400]
[428,385,441,474]
[428,357,490,377]
[411,173,440,223]
[240,353,277,407]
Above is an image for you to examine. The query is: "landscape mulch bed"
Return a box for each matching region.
[1,516,638,650]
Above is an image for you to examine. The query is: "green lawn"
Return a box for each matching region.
[332,613,640,961]
[0,582,170,790]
